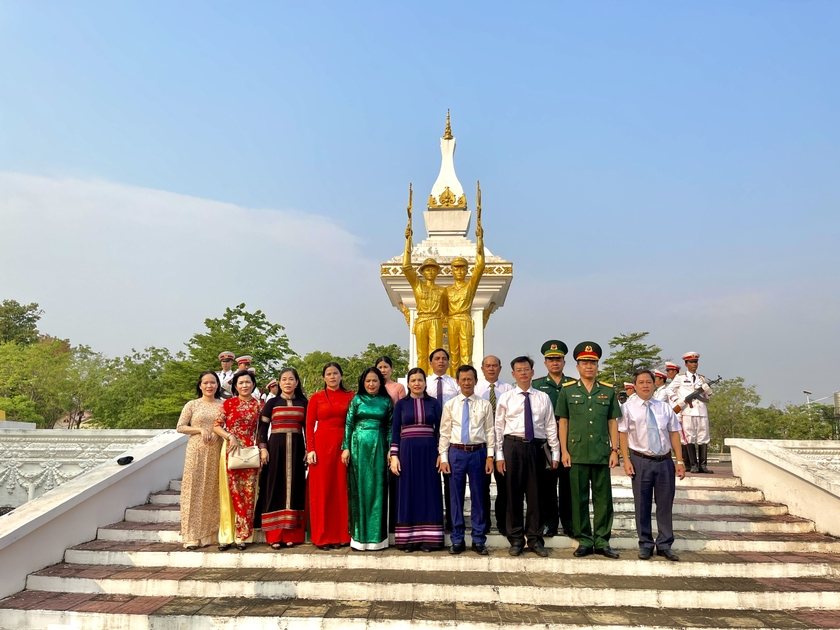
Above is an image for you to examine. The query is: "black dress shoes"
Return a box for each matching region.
[595,546,620,559]
[471,543,489,556]
[529,542,549,557]
[657,548,680,562]
[449,542,466,555]
[638,547,653,560]
[573,545,593,557]
[508,544,524,556]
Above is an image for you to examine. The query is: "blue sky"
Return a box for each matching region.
[1,1,838,405]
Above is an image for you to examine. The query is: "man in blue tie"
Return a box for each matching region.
[618,369,686,561]
[495,356,560,557]
[439,365,495,555]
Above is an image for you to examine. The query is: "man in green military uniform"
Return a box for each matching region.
[532,340,576,539]
[556,342,621,559]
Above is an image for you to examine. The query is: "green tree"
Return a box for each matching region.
[64,346,108,429]
[601,332,662,386]
[344,343,410,392]
[707,377,761,451]
[0,299,43,345]
[290,350,347,396]
[184,303,295,380]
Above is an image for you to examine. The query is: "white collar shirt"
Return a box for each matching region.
[426,373,460,405]
[474,379,513,400]
[438,394,495,462]
[665,372,712,416]
[618,396,681,457]
[494,386,560,462]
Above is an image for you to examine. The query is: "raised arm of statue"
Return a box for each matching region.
[402,213,418,287]
[469,182,486,293]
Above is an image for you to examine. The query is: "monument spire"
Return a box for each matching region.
[428,110,466,210]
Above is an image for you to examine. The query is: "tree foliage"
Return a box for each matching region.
[291,343,410,397]
[601,332,662,385]
[0,299,43,345]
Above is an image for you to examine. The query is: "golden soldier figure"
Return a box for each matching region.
[402,185,447,375]
[445,181,486,375]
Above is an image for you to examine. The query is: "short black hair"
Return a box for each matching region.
[231,370,257,396]
[510,355,534,370]
[456,365,478,380]
[195,371,222,399]
[632,368,655,384]
[429,348,450,362]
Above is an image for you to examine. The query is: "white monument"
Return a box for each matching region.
[380,112,514,371]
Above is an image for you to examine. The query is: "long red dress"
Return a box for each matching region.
[306,387,355,546]
[215,396,261,544]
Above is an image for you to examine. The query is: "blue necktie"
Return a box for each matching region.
[523,392,534,441]
[646,401,662,453]
[436,377,443,405]
[461,397,470,445]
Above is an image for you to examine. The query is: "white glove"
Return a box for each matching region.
[701,383,711,394]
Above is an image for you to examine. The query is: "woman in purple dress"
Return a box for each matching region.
[389,367,444,552]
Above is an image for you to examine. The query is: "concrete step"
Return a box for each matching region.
[63,542,840,579]
[169,479,181,492]
[24,563,840,610]
[148,491,181,506]
[95,521,840,553]
[2,593,831,630]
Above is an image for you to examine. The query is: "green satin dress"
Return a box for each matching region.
[342,393,393,550]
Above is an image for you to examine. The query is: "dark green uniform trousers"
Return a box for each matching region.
[569,463,614,549]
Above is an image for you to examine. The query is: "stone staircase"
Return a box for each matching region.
[2,464,840,629]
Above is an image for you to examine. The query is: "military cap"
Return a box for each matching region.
[682,351,700,362]
[450,257,468,268]
[236,355,253,365]
[654,369,667,379]
[218,351,235,360]
[418,258,441,272]
[665,362,680,371]
[623,382,635,390]
[573,341,602,361]
[541,340,568,357]
[267,380,278,388]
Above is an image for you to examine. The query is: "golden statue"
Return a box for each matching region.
[402,184,447,375]
[445,181,486,375]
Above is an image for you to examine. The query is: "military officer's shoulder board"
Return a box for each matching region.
[598,381,613,388]
[562,380,577,387]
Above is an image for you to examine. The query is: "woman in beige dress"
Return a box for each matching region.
[176,371,223,550]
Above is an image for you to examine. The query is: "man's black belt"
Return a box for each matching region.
[450,442,486,452]
[505,435,545,443]
[631,449,671,462]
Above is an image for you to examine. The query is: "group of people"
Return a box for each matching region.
[176,342,714,562]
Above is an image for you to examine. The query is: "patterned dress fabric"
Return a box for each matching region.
[176,398,222,548]
[342,393,393,550]
[306,388,355,547]
[257,396,308,544]
[215,396,261,544]
[390,396,444,549]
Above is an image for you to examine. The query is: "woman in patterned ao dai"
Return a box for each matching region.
[257,368,308,549]
[176,371,223,549]
[213,370,261,551]
[389,367,444,551]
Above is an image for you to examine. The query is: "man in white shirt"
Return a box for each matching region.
[475,355,513,536]
[216,351,235,399]
[495,356,560,557]
[666,352,714,473]
[439,365,495,555]
[425,348,459,531]
[619,369,686,561]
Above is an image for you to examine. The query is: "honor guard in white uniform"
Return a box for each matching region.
[217,351,235,399]
[653,370,670,402]
[665,352,714,473]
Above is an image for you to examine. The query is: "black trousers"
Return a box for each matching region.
[539,463,573,532]
[503,436,543,546]
[629,452,676,551]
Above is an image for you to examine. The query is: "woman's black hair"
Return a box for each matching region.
[278,367,307,401]
[195,371,222,399]
[357,367,389,398]
[374,356,393,368]
[406,367,431,400]
[322,361,350,392]
[231,370,257,397]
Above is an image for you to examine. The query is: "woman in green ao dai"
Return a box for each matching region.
[341,367,393,550]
